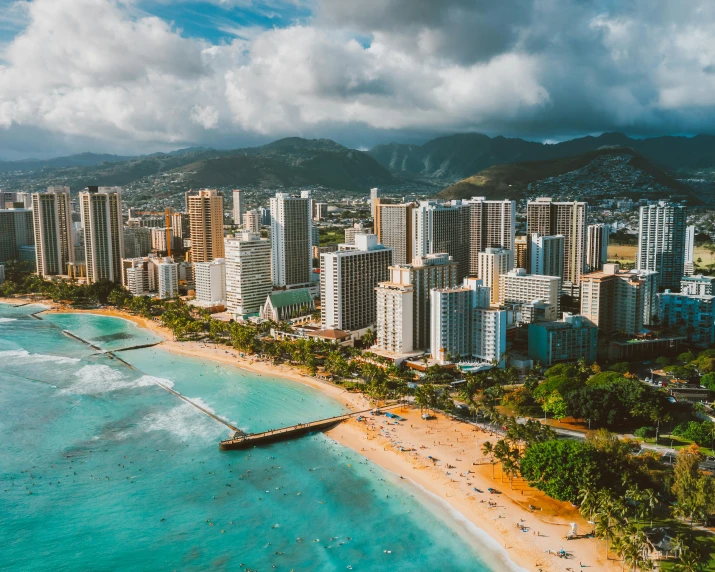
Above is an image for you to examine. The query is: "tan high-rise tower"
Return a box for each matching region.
[32,187,75,277]
[189,190,224,263]
[79,186,124,284]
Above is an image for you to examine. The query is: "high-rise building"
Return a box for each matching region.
[514,236,528,270]
[260,207,271,226]
[529,234,564,278]
[313,202,328,221]
[321,234,392,331]
[430,278,507,365]
[465,197,515,274]
[225,232,272,319]
[122,257,156,296]
[157,258,179,299]
[15,192,32,209]
[123,227,152,258]
[499,269,562,322]
[232,190,244,226]
[658,291,714,347]
[636,201,687,291]
[150,227,173,254]
[681,275,715,296]
[526,198,587,289]
[580,263,658,335]
[189,190,224,264]
[684,225,696,276]
[0,208,34,264]
[375,275,415,355]
[194,258,227,307]
[370,188,380,218]
[0,263,5,284]
[374,201,414,265]
[79,186,124,284]
[476,247,513,305]
[413,201,470,281]
[586,224,610,272]
[31,187,75,277]
[242,210,262,234]
[270,192,313,289]
[171,212,191,242]
[344,222,367,245]
[374,253,458,355]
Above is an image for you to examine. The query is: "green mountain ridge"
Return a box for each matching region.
[368,132,715,182]
[437,148,702,204]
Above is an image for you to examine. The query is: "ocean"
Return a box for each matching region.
[0,304,518,571]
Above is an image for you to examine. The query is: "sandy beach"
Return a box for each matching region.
[1,297,620,572]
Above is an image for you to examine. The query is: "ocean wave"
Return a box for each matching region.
[138,400,226,441]
[0,349,80,364]
[135,375,175,389]
[0,318,17,323]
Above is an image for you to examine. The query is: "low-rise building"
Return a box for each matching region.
[260,288,315,323]
[657,291,715,347]
[528,313,598,366]
[680,275,715,296]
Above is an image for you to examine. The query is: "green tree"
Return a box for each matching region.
[520,440,600,502]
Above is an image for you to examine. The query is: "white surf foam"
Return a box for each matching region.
[0,318,17,323]
[64,365,129,394]
[0,349,80,364]
[138,400,225,441]
[135,375,175,389]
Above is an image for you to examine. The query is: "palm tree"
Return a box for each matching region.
[595,491,626,560]
[481,441,497,478]
[674,548,704,572]
[578,488,599,524]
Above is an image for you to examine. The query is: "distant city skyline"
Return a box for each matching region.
[2,0,715,159]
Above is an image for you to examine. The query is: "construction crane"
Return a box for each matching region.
[130,207,174,257]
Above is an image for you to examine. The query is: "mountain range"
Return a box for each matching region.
[2,132,715,203]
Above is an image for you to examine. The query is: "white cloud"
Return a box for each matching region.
[2,0,715,157]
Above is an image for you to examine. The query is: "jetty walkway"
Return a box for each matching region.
[219,403,404,451]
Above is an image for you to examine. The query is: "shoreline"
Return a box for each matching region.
[1,298,619,572]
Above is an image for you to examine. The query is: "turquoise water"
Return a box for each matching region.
[0,305,518,571]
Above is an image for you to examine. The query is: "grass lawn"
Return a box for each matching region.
[637,435,715,457]
[608,244,715,269]
[318,226,348,246]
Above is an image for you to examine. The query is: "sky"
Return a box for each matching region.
[2,0,715,159]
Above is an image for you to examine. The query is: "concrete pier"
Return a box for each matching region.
[219,404,403,451]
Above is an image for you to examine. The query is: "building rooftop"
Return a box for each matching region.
[265,288,313,310]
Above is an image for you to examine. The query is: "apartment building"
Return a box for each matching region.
[31,187,74,277]
[225,232,272,319]
[79,186,124,284]
[321,234,392,331]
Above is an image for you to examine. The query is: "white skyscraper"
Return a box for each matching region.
[242,209,262,234]
[476,247,513,305]
[499,269,562,322]
[122,257,156,296]
[194,258,227,307]
[370,188,380,218]
[636,201,687,291]
[321,234,392,331]
[232,190,244,226]
[586,224,610,272]
[375,276,415,355]
[32,187,75,277]
[270,192,313,289]
[79,186,124,284]
[225,232,272,318]
[684,225,696,276]
[529,233,564,278]
[430,278,507,365]
[157,257,179,299]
